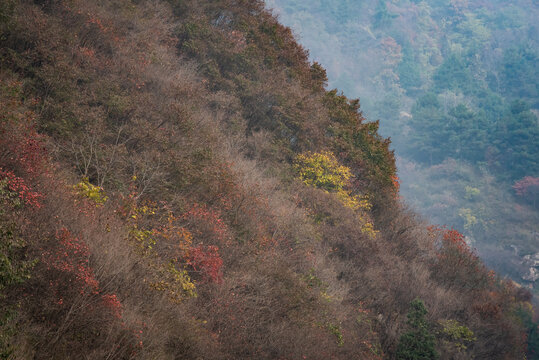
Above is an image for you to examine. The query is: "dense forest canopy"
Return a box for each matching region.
[0,0,537,358]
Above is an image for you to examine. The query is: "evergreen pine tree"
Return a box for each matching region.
[396,299,439,360]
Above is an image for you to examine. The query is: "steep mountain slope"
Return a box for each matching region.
[0,0,535,358]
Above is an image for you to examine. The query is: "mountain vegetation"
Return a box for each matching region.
[268,0,539,300]
[0,0,537,358]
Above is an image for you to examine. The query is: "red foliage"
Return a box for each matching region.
[513,176,539,207]
[42,228,99,296]
[42,228,127,320]
[473,301,501,320]
[85,12,121,43]
[0,168,43,208]
[513,176,539,196]
[380,36,402,66]
[182,203,230,244]
[391,175,400,198]
[431,227,491,289]
[14,124,47,177]
[0,118,48,179]
[226,30,247,53]
[442,228,469,251]
[101,294,123,319]
[186,245,224,283]
[0,84,48,208]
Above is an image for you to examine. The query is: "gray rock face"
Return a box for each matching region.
[523,253,539,268]
[523,267,539,282]
[521,252,539,283]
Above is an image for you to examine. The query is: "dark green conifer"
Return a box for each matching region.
[396,299,439,360]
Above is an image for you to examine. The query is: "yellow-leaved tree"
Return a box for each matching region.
[294,151,377,237]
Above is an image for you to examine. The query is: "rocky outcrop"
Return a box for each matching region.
[521,252,539,283]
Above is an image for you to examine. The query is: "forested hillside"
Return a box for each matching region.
[268,0,539,297]
[0,0,537,358]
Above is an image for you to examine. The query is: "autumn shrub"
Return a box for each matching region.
[121,198,197,302]
[73,177,108,206]
[181,203,231,245]
[295,151,377,238]
[18,219,141,358]
[0,80,48,182]
[41,228,100,298]
[119,193,229,302]
[431,227,491,290]
[186,245,223,283]
[295,151,352,191]
[437,319,476,352]
[513,176,539,208]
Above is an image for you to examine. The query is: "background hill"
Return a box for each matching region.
[0,0,537,358]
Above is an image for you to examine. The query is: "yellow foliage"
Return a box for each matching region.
[73,177,108,206]
[294,151,352,191]
[458,208,477,230]
[155,213,193,254]
[336,189,372,211]
[149,260,197,302]
[125,199,197,302]
[129,226,156,255]
[438,319,476,351]
[464,186,480,200]
[359,219,378,239]
[295,151,377,238]
[130,203,157,219]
